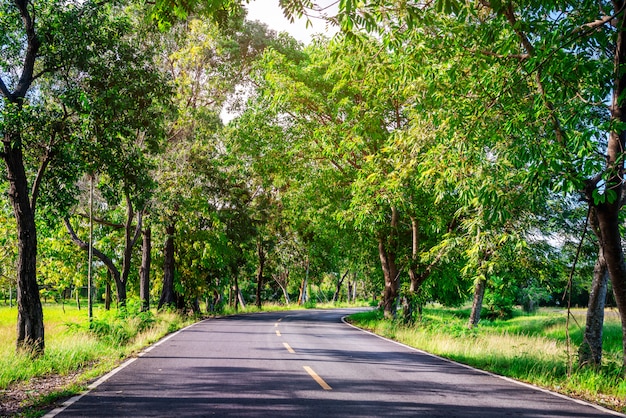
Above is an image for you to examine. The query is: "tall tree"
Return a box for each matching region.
[0,0,137,353]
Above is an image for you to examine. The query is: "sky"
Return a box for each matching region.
[244,0,339,44]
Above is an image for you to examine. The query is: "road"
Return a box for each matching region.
[47,308,622,417]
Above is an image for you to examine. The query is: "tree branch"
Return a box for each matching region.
[30,132,56,212]
[131,210,143,249]
[63,217,121,283]
[14,0,41,100]
[0,77,13,100]
[478,50,529,61]
[76,212,124,229]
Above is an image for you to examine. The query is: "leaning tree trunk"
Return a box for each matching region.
[333,270,349,303]
[579,244,609,368]
[468,277,486,328]
[6,138,45,354]
[158,223,176,310]
[379,206,400,319]
[273,270,290,304]
[139,226,151,312]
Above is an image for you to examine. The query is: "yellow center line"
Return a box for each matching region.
[303,366,332,391]
[276,330,281,336]
[275,323,279,327]
[283,342,295,353]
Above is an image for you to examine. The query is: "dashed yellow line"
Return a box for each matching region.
[276,330,281,336]
[303,366,332,390]
[283,342,295,353]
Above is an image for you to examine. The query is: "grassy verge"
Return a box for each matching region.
[347,306,625,413]
[0,301,195,417]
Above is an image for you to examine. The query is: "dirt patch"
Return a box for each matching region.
[0,373,81,417]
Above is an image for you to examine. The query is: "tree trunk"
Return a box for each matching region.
[273,270,290,304]
[256,239,265,309]
[468,277,486,328]
[233,271,240,311]
[4,134,45,355]
[209,289,222,313]
[158,223,176,310]
[579,245,609,368]
[105,271,112,311]
[298,278,307,305]
[139,226,151,312]
[379,206,400,319]
[333,270,349,303]
[1,0,44,356]
[298,256,310,305]
[281,284,290,304]
[237,288,246,309]
[596,7,626,370]
[118,195,142,308]
[347,280,353,303]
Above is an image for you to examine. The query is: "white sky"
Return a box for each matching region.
[244,0,339,44]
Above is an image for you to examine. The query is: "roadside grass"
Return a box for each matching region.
[0,301,194,416]
[347,306,626,413]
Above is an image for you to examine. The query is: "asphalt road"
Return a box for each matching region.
[47,308,623,417]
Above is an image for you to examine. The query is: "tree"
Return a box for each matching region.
[0,0,135,353]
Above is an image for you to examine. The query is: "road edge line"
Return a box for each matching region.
[42,319,204,418]
[341,315,625,418]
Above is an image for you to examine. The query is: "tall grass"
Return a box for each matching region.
[348,306,625,413]
[0,301,191,391]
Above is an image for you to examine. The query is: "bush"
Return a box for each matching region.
[88,300,158,345]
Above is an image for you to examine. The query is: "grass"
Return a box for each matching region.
[347,306,626,413]
[0,301,194,416]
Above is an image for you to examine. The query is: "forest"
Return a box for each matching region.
[1,0,626,391]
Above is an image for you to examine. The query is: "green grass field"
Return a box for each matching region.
[347,306,625,413]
